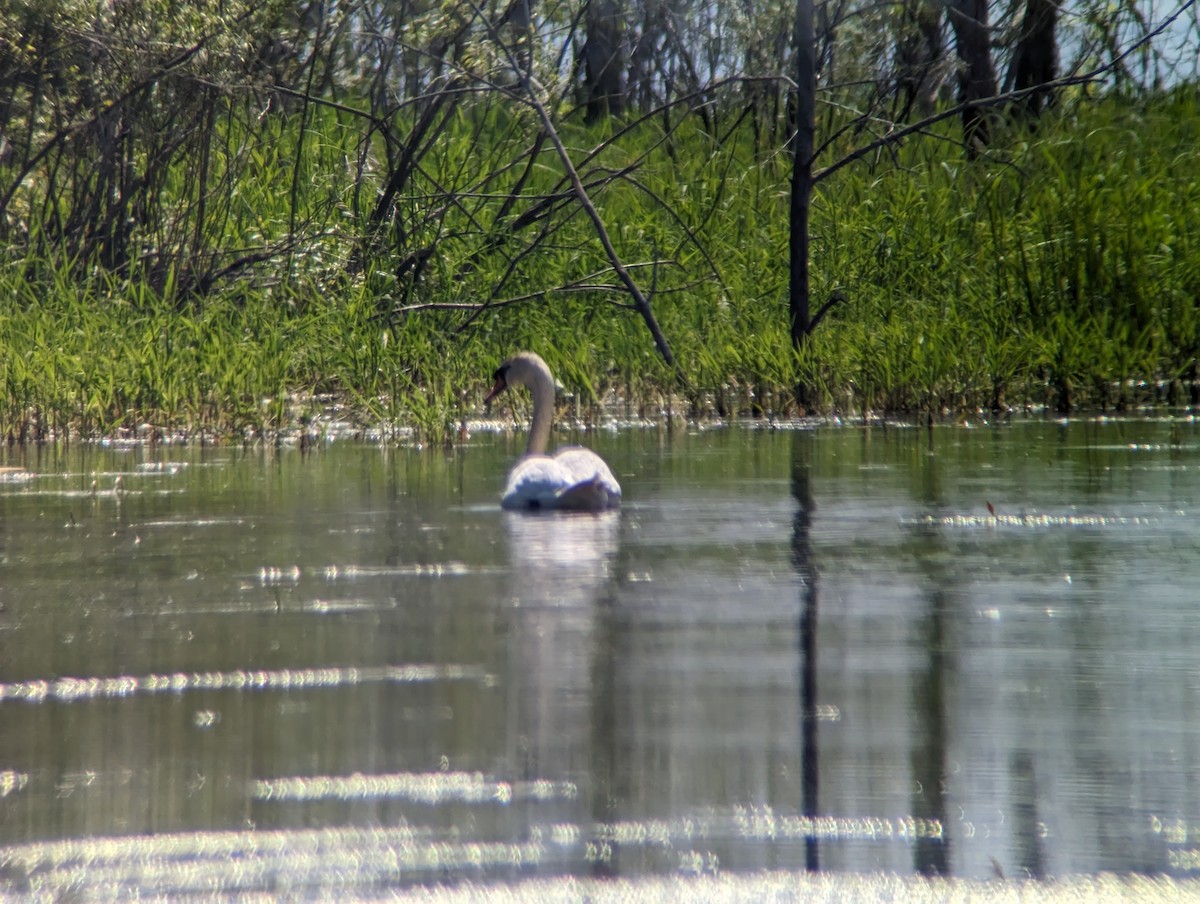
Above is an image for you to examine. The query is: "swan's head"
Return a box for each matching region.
[484,351,550,404]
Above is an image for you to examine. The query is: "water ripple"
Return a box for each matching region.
[0,664,492,704]
[253,772,577,805]
[909,512,1162,529]
[570,807,943,850]
[0,770,30,797]
[0,827,547,899]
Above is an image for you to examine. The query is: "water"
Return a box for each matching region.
[1,419,1200,899]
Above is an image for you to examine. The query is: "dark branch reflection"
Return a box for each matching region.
[912,587,951,875]
[791,432,819,872]
[911,448,952,876]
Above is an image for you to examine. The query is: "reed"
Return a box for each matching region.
[1,88,1197,440]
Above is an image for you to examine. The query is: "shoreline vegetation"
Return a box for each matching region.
[1,5,1197,445]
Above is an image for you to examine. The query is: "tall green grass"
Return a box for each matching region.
[794,90,1200,415]
[1,89,1198,440]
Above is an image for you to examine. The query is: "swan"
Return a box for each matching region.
[484,351,622,511]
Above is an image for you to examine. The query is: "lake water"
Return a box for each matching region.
[2,418,1200,899]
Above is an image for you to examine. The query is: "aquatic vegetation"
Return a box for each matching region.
[0,89,1198,440]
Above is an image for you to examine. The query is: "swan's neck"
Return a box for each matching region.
[525,366,556,456]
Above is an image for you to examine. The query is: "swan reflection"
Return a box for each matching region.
[499,511,620,824]
[503,510,620,593]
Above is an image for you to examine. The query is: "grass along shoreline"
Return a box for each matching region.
[2,378,1196,451]
[2,91,1198,444]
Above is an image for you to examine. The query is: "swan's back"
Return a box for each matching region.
[501,447,621,512]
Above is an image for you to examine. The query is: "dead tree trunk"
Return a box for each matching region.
[895,0,946,121]
[789,0,816,353]
[948,0,998,154]
[1009,0,1060,118]
[583,0,624,122]
[786,0,821,410]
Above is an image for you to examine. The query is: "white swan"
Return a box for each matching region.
[484,352,622,511]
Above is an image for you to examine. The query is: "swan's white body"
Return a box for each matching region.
[500,448,621,511]
[485,352,621,512]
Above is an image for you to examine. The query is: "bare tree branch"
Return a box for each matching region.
[395,260,678,315]
[815,0,1196,184]
[468,0,676,365]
